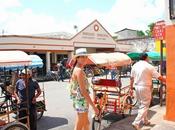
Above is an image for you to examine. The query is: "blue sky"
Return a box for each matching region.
[19,0,116,21]
[0,0,164,35]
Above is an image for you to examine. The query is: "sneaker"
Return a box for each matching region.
[132,123,141,130]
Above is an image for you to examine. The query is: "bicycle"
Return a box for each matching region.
[44,71,59,81]
[159,84,166,106]
[0,81,46,121]
[152,79,166,106]
[1,122,29,130]
[91,78,137,130]
[0,82,29,129]
[0,95,29,130]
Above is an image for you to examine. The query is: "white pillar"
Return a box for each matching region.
[46,52,51,72]
[53,53,57,63]
[68,51,74,59]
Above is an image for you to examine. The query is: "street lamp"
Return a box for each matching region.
[73,25,78,33]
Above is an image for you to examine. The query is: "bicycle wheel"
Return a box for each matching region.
[131,89,138,106]
[159,84,166,106]
[37,111,44,120]
[92,117,101,130]
[122,96,132,117]
[2,122,29,130]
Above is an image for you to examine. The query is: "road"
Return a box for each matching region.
[38,81,76,130]
[37,77,133,130]
[0,77,161,130]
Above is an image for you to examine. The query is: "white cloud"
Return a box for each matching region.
[74,0,165,35]
[0,0,165,35]
[0,7,76,35]
[0,0,21,9]
[0,0,21,28]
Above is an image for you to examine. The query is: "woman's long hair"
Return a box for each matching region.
[70,59,77,76]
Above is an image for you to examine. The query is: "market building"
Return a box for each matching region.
[0,20,117,73]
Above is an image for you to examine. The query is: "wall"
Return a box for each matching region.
[0,35,73,51]
[165,0,175,121]
[165,25,175,121]
[155,40,166,54]
[115,30,138,40]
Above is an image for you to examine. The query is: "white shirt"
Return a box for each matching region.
[131,60,160,86]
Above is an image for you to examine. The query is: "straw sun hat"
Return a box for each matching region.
[73,48,89,59]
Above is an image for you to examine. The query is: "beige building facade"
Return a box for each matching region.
[0,20,119,73]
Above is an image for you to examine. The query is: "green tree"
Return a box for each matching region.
[137,30,145,37]
[145,23,155,37]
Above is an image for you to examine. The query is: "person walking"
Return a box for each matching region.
[59,63,65,82]
[14,69,41,130]
[130,53,166,130]
[69,48,99,130]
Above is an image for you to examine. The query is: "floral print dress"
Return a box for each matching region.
[69,77,90,113]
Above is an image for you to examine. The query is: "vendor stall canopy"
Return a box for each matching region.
[0,51,31,67]
[127,51,166,61]
[0,51,43,71]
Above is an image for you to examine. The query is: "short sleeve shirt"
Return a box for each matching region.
[16,78,39,105]
[131,60,160,86]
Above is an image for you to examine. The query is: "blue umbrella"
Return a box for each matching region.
[28,55,43,68]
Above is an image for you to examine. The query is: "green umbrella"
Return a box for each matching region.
[127,52,141,60]
[146,51,166,61]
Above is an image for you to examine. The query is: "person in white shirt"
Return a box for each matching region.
[130,53,166,130]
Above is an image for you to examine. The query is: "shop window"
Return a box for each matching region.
[169,0,175,19]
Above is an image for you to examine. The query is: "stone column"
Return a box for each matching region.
[46,51,51,72]
[52,53,57,63]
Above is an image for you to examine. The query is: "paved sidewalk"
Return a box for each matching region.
[106,105,175,130]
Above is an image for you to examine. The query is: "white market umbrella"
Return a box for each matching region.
[0,51,31,68]
[88,52,132,68]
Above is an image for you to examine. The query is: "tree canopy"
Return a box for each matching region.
[145,23,155,37]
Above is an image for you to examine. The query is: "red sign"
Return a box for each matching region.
[153,20,165,40]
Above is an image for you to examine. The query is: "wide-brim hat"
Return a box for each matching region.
[72,48,89,59]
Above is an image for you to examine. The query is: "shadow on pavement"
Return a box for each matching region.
[37,116,68,130]
[103,110,157,130]
[102,113,125,123]
[148,110,157,120]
